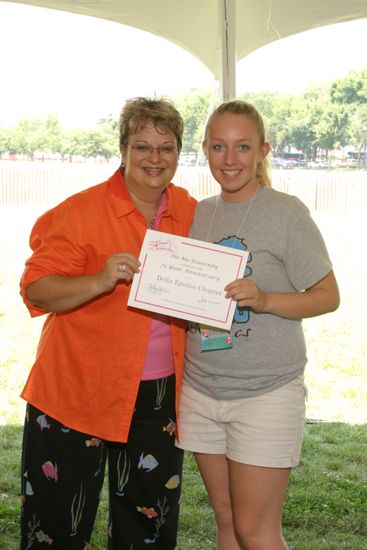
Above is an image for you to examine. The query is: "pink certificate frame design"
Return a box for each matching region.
[128,230,249,330]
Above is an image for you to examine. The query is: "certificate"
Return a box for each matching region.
[128,229,249,330]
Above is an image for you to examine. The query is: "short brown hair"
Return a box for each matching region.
[119,97,184,153]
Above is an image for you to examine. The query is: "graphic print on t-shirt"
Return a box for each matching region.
[215,235,252,324]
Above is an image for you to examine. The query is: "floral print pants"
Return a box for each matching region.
[20,375,184,549]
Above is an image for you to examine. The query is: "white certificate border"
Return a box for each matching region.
[131,239,246,327]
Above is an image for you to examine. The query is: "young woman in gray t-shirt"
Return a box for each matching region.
[176,101,340,550]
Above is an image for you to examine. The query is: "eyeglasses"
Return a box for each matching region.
[126,144,178,157]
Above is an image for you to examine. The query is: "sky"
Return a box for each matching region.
[0,2,366,128]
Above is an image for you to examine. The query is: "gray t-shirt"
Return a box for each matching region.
[184,187,333,400]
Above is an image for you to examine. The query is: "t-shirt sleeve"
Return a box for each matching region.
[283,198,333,291]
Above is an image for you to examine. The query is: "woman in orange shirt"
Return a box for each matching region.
[19,97,196,549]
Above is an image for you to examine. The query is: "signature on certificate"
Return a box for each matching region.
[146,284,169,295]
[198,297,221,306]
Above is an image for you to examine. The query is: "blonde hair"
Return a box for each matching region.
[204,100,271,187]
[119,97,184,153]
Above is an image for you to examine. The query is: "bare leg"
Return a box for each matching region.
[195,453,240,550]
[228,461,291,550]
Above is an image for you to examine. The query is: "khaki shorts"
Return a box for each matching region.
[176,375,307,468]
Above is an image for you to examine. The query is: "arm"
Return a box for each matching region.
[224,270,340,320]
[26,252,140,312]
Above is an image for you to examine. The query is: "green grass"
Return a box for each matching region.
[1,209,366,548]
[1,423,366,549]
[0,425,23,550]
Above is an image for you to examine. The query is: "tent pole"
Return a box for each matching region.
[219,0,236,101]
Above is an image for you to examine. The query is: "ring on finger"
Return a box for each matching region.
[117,264,127,272]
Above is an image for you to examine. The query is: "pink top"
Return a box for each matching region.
[141,193,175,380]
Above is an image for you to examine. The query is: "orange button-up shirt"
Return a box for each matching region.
[20,169,196,442]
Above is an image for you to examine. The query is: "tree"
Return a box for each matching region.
[315,104,349,152]
[175,91,211,155]
[330,69,367,105]
[43,115,63,156]
[262,94,295,155]
[14,118,45,160]
[330,69,367,166]
[348,105,367,165]
[0,127,11,154]
[2,69,367,163]
[96,117,119,158]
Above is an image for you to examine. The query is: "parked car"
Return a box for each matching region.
[271,157,293,169]
[347,158,357,168]
[307,160,332,169]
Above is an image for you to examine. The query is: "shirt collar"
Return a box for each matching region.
[107,167,181,222]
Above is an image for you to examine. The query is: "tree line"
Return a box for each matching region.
[0,68,366,163]
[0,114,118,162]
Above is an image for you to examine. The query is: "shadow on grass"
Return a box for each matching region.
[1,421,366,550]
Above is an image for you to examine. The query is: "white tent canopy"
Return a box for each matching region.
[5,0,367,99]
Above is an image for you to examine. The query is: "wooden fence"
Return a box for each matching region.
[0,161,366,212]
